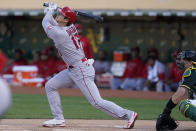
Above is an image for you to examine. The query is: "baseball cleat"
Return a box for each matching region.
[124,111,138,129]
[43,119,65,127]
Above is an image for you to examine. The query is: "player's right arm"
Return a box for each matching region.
[42,11,62,40]
[42,10,57,34]
[42,3,60,39]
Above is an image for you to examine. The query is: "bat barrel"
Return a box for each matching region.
[42,3,103,22]
[76,11,104,22]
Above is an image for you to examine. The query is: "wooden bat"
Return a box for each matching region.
[43,2,104,22]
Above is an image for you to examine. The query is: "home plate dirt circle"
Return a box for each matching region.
[0,119,195,131]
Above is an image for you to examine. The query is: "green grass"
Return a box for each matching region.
[5,93,190,121]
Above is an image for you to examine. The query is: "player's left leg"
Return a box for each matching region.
[179,99,196,121]
[44,69,74,127]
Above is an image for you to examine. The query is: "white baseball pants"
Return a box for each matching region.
[45,61,130,120]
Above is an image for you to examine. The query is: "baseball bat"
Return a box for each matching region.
[43,3,104,22]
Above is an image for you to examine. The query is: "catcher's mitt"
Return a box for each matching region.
[156,114,178,131]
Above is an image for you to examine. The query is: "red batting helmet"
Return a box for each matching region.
[61,7,76,24]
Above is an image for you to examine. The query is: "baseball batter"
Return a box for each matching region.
[42,2,137,128]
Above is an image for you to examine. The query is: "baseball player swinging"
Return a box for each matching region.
[42,2,138,128]
[156,50,196,131]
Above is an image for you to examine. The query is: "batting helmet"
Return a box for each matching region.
[179,50,196,64]
[61,7,76,24]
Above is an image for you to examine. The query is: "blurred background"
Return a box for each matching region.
[1,0,196,92]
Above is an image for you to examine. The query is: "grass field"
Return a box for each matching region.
[5,93,190,121]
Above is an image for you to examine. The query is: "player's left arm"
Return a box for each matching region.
[162,70,193,115]
[172,86,187,104]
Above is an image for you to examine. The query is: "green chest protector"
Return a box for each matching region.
[179,66,196,121]
[181,66,196,99]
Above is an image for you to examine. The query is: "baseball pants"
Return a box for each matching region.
[45,62,130,120]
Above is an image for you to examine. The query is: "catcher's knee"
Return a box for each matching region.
[179,99,196,121]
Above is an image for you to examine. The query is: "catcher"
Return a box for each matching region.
[156,50,196,131]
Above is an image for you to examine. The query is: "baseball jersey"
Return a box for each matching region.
[80,35,94,59]
[42,11,85,66]
[180,65,196,99]
[39,58,55,78]
[122,58,143,78]
[0,51,7,74]
[168,62,185,83]
[5,59,26,74]
[143,60,165,82]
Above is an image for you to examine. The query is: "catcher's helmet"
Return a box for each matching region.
[179,50,196,64]
[61,7,76,24]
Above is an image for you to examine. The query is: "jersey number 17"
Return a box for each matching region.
[72,34,81,49]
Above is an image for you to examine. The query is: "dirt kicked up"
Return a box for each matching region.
[0,119,196,131]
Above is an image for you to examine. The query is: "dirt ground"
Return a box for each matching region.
[0,119,196,131]
[0,86,195,131]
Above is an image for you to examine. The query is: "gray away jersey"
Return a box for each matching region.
[42,11,85,66]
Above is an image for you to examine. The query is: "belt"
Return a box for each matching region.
[69,58,87,69]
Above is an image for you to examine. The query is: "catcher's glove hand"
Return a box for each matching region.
[156,114,178,131]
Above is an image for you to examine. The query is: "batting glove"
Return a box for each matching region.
[87,59,94,66]
[43,2,58,14]
[44,7,54,14]
[47,2,58,10]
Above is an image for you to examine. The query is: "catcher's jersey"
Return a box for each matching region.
[180,65,196,99]
[42,11,85,66]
